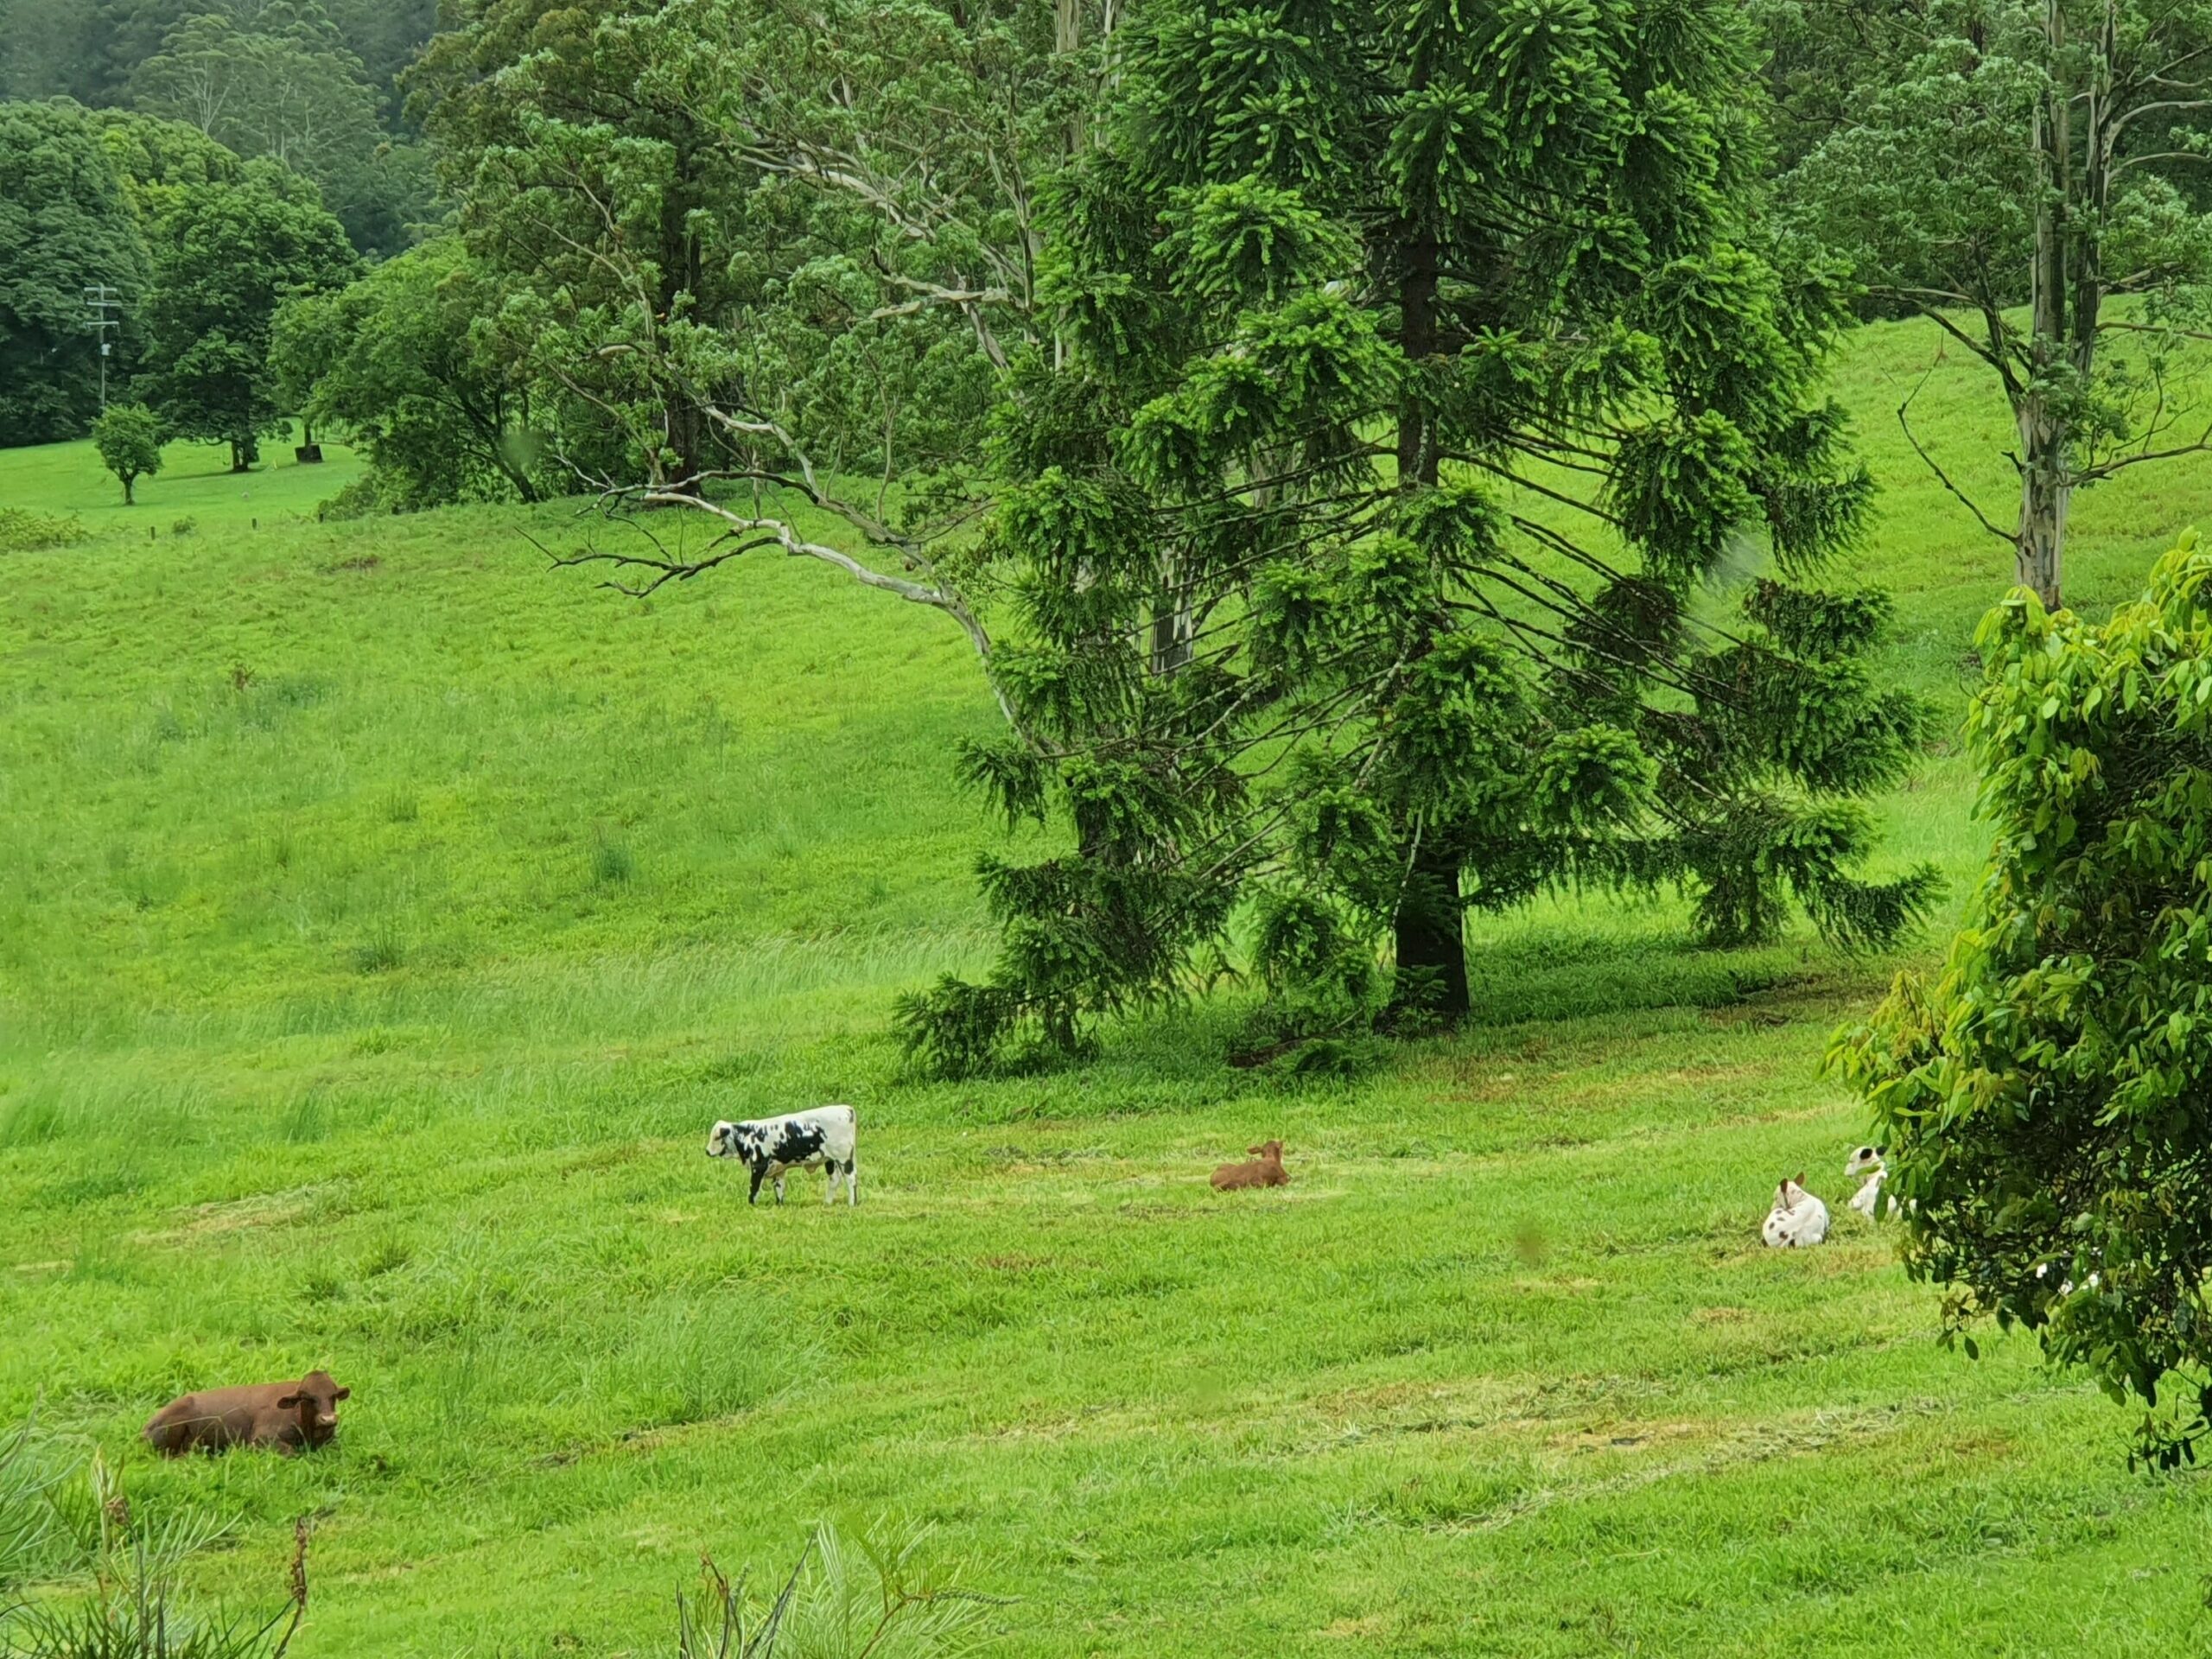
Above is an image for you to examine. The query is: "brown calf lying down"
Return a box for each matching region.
[143,1370,351,1457]
[1211,1140,1288,1191]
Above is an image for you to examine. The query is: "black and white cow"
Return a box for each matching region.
[706,1105,858,1205]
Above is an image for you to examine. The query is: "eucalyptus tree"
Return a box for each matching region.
[416,0,1102,669]
[1783,0,2212,607]
[130,2,413,243]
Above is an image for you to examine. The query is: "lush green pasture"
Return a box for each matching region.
[2,434,365,535]
[5,322,2212,1656]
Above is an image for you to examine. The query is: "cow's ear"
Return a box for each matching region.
[333,1387,351,1402]
[276,1394,303,1409]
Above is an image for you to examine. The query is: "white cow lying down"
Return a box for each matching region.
[1762,1174,1828,1248]
[706,1104,858,1205]
[1845,1145,1889,1217]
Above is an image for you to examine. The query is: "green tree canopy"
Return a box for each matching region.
[1780,0,2212,607]
[897,0,1937,1068]
[0,99,149,446]
[138,160,355,469]
[277,239,545,505]
[91,106,246,219]
[91,400,162,501]
[1832,535,2212,1466]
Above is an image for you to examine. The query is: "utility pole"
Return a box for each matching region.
[83,284,121,410]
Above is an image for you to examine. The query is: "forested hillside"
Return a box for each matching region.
[0,0,433,254]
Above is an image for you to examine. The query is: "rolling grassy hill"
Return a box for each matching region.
[3,321,2212,1656]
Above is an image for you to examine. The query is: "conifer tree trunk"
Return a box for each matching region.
[1387,223,1470,1026]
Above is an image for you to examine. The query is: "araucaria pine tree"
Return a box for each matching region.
[899,0,1938,1073]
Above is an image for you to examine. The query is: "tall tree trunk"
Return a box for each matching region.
[1387,221,1469,1026]
[2015,397,2068,608]
[660,149,708,489]
[1056,0,1084,155]
[2017,0,2072,609]
[1393,834,1470,1027]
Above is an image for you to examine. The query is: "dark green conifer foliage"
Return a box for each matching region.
[900,0,1938,1072]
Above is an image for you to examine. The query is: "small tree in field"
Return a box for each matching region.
[91,404,162,505]
[1831,533,2212,1465]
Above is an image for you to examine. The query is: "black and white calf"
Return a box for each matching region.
[706,1105,858,1205]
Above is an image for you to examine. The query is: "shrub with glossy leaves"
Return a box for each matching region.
[1830,532,2212,1465]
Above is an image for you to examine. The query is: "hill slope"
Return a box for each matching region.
[3,327,2212,1656]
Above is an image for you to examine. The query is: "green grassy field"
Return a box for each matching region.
[4,325,2212,1656]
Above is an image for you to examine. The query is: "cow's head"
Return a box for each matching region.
[706,1121,760,1161]
[1249,1140,1283,1160]
[277,1370,349,1438]
[1844,1145,1885,1178]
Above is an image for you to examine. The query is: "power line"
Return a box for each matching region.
[84,284,123,410]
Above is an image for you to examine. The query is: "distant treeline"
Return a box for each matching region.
[0,0,435,253]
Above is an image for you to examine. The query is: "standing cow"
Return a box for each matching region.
[707,1105,858,1205]
[143,1370,351,1456]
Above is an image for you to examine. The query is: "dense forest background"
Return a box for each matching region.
[0,0,436,252]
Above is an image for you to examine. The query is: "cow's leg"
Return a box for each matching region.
[846,1158,857,1206]
[747,1165,766,1205]
[824,1160,837,1205]
[773,1171,786,1204]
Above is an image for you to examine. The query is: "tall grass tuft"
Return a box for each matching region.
[0,1094,67,1150]
[347,924,404,976]
[677,1522,1004,1659]
[0,1435,292,1659]
[583,1297,799,1431]
[590,827,635,887]
[276,1091,329,1146]
[0,1418,72,1592]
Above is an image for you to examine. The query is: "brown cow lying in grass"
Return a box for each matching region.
[143,1370,350,1457]
[1211,1140,1288,1191]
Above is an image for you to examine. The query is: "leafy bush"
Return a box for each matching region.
[1831,533,2212,1466]
[0,511,90,554]
[316,472,403,522]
